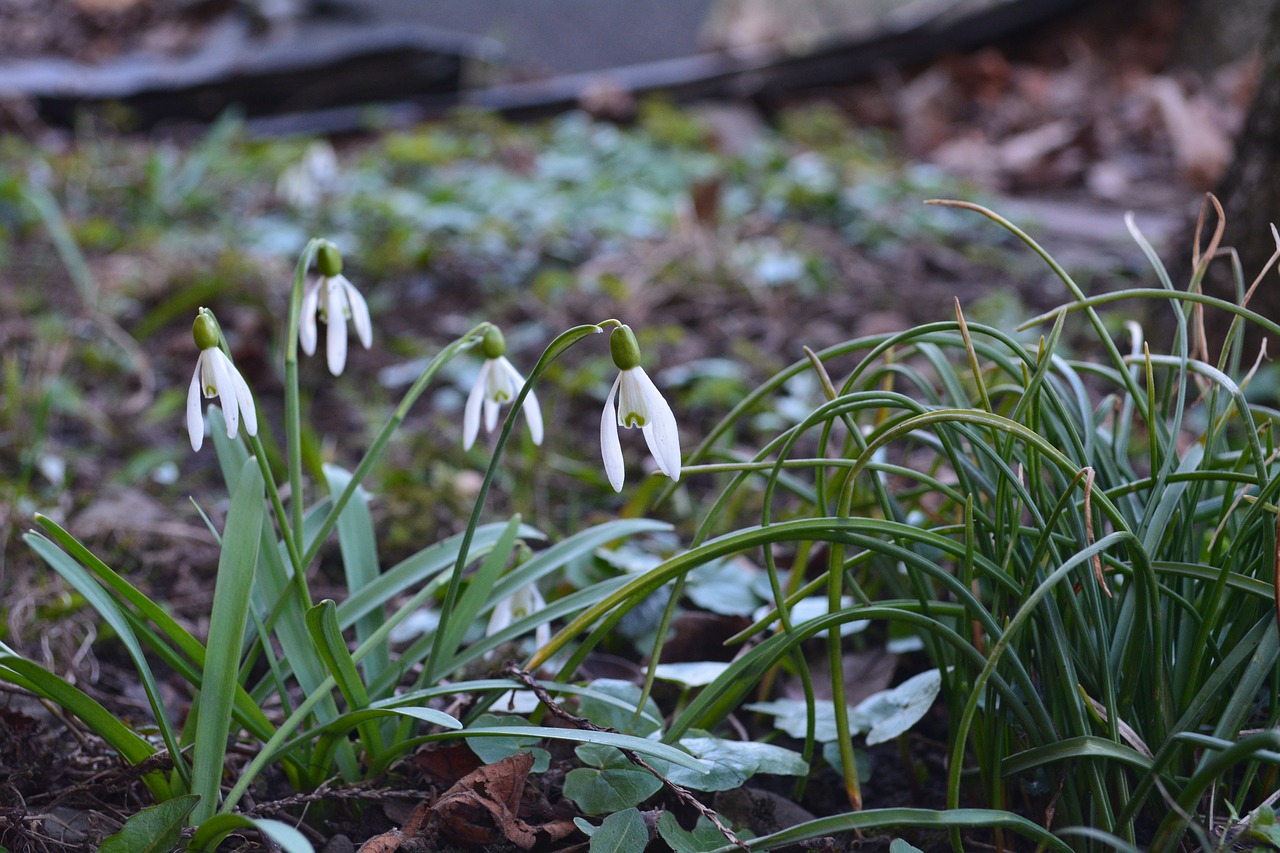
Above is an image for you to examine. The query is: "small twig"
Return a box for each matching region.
[244,781,430,817]
[503,664,749,851]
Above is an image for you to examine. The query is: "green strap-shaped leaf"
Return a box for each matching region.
[323,464,389,685]
[0,652,168,799]
[29,517,278,744]
[24,533,190,788]
[435,514,522,674]
[305,599,383,759]
[191,457,264,825]
[190,813,313,853]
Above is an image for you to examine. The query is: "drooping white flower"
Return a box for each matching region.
[276,140,339,210]
[600,325,680,492]
[487,583,551,651]
[463,326,542,450]
[299,242,372,376]
[186,310,258,452]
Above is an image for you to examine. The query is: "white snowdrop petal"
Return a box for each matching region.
[600,375,625,491]
[209,350,239,438]
[325,279,349,375]
[342,276,373,349]
[187,366,205,452]
[299,280,320,356]
[463,361,489,450]
[638,376,680,482]
[226,356,258,437]
[521,386,544,446]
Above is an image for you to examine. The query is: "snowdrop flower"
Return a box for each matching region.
[463,326,543,450]
[487,583,550,651]
[600,324,680,492]
[186,310,257,452]
[299,241,372,376]
[276,140,339,210]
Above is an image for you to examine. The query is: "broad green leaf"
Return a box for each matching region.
[99,796,199,853]
[657,811,728,853]
[565,746,662,814]
[686,558,762,616]
[660,736,809,792]
[890,840,926,853]
[854,669,941,745]
[578,679,663,736]
[652,661,732,688]
[191,457,264,824]
[465,714,550,772]
[589,808,648,852]
[746,698,862,743]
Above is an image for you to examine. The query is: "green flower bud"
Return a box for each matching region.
[609,325,642,371]
[192,311,220,351]
[481,325,506,359]
[317,242,343,277]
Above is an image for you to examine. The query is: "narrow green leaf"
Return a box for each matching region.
[305,600,369,710]
[437,514,521,673]
[323,464,389,684]
[703,807,1074,853]
[191,457,264,825]
[190,813,314,853]
[0,652,167,799]
[24,533,190,787]
[305,599,383,758]
[99,796,199,853]
[29,517,278,743]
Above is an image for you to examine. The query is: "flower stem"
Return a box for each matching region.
[423,324,603,685]
[299,326,492,571]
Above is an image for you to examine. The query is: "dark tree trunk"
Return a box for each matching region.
[1173,0,1274,75]
[1214,0,1280,281]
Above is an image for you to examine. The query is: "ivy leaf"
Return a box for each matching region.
[578,678,663,736]
[657,811,730,852]
[99,795,199,853]
[854,669,941,745]
[658,736,809,792]
[685,559,762,616]
[651,661,732,688]
[589,808,649,852]
[564,745,662,814]
[745,698,864,742]
[464,714,551,772]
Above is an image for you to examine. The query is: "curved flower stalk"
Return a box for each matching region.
[464,326,543,450]
[186,309,257,452]
[600,324,680,491]
[299,241,372,375]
